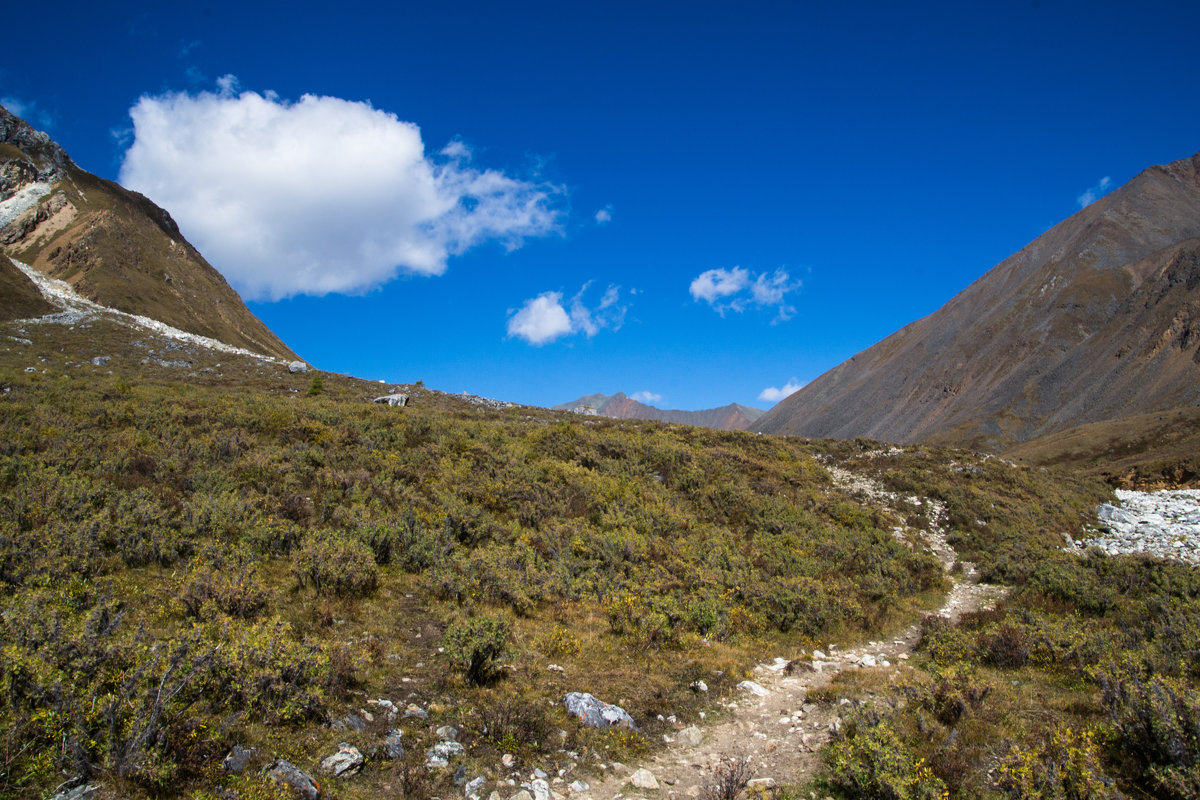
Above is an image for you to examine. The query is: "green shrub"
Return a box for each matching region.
[824,708,949,800]
[443,615,511,686]
[1100,661,1200,799]
[291,530,378,595]
[997,726,1123,799]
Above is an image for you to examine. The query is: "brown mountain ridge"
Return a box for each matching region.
[754,150,1200,451]
[0,104,296,361]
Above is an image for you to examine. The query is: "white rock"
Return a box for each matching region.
[737,680,771,697]
[629,768,659,790]
[677,726,703,746]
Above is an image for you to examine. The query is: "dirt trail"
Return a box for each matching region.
[573,463,1006,800]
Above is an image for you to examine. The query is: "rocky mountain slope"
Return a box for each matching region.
[0,104,296,361]
[554,391,765,430]
[754,150,1200,450]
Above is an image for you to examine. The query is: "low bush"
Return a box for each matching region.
[443,615,511,686]
[291,529,379,595]
[824,708,949,800]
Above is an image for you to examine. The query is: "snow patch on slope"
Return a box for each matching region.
[8,258,279,362]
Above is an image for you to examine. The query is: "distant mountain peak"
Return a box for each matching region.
[554,392,765,431]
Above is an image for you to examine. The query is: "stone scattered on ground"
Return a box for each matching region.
[437,725,459,741]
[288,360,308,373]
[629,768,659,790]
[1077,490,1200,563]
[465,775,487,796]
[266,760,320,800]
[48,784,97,800]
[563,691,637,729]
[384,729,405,759]
[321,743,364,777]
[677,726,703,746]
[737,680,771,697]
[222,744,255,773]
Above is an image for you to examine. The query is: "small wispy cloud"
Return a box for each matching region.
[689,266,800,322]
[507,283,628,346]
[1077,175,1113,208]
[631,390,663,405]
[595,205,613,224]
[1,96,52,129]
[758,378,804,403]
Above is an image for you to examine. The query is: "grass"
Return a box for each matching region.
[0,316,949,799]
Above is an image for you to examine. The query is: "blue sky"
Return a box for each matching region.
[4,0,1200,410]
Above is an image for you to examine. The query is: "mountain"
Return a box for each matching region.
[0,104,296,361]
[554,391,765,430]
[754,150,1200,450]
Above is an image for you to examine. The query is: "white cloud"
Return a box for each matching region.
[758,378,804,403]
[1077,175,1113,208]
[690,266,799,322]
[508,283,627,345]
[631,391,663,405]
[118,77,563,301]
[595,205,612,224]
[506,292,572,345]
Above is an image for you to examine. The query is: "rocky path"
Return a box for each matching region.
[558,464,1006,800]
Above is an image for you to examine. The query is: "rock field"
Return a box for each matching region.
[1076,488,1200,564]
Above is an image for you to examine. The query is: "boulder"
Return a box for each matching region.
[530,778,552,800]
[563,692,636,729]
[266,760,320,800]
[288,361,309,374]
[90,356,110,366]
[222,744,255,773]
[465,775,487,795]
[737,680,771,697]
[373,393,409,407]
[321,743,364,777]
[677,726,703,746]
[437,725,460,741]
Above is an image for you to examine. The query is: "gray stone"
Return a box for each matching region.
[437,725,460,741]
[569,780,590,793]
[563,692,636,729]
[266,760,320,800]
[690,680,708,692]
[455,765,468,785]
[321,743,364,777]
[90,356,110,366]
[677,726,703,746]
[429,740,465,759]
[374,392,409,407]
[222,744,255,773]
[333,712,366,732]
[384,729,405,759]
[288,361,309,374]
[48,784,97,800]
[509,792,534,800]
[531,778,552,800]
[465,776,487,795]
[404,704,429,719]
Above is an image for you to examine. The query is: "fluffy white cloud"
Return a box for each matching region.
[631,391,663,405]
[508,283,627,345]
[690,266,799,322]
[1077,176,1113,208]
[119,77,563,300]
[506,292,573,345]
[595,206,613,224]
[758,378,804,403]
